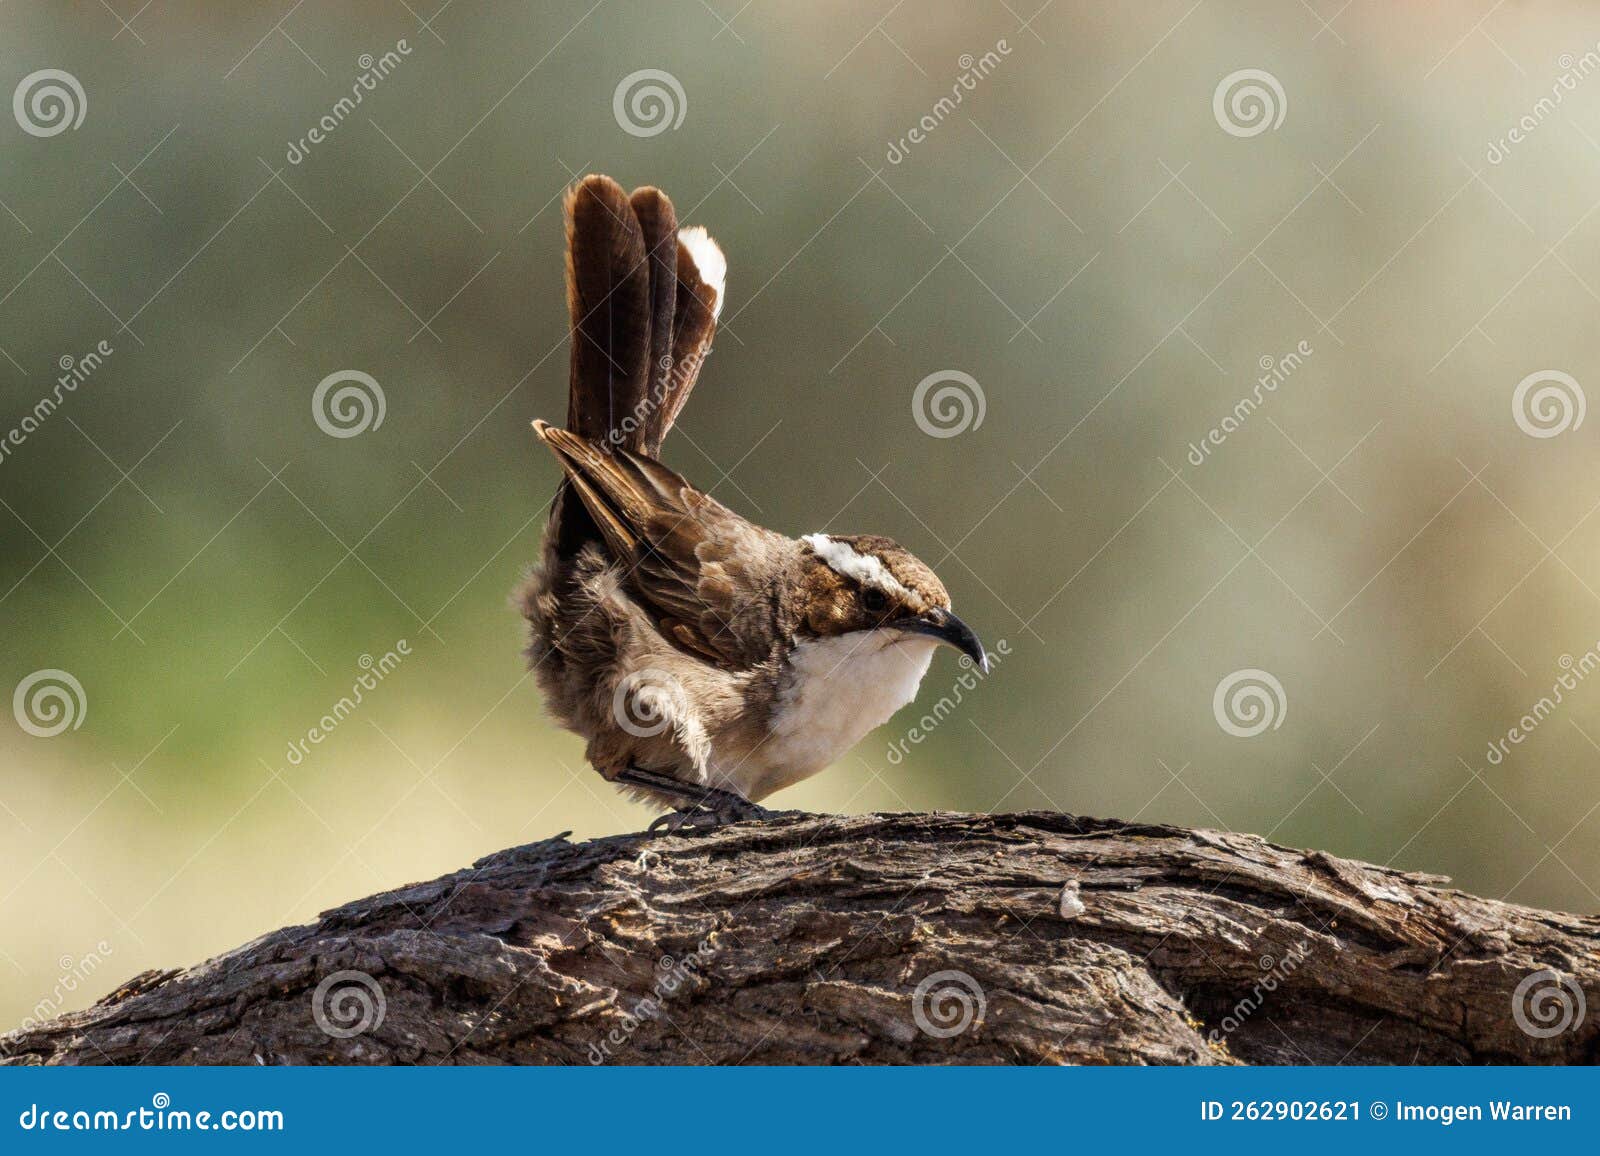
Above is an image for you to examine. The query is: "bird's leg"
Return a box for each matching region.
[614,764,708,808]
[615,766,771,832]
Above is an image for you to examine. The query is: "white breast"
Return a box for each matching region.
[713,632,937,800]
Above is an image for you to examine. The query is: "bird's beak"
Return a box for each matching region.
[896,608,989,673]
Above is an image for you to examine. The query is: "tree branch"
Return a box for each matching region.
[4,812,1596,1065]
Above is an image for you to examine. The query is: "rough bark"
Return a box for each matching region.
[3,811,1597,1065]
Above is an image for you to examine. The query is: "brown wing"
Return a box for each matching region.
[534,423,784,669]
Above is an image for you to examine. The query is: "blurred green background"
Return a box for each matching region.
[6,1,1600,1029]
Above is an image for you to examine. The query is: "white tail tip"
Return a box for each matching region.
[677,225,726,319]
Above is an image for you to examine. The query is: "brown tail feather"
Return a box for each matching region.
[628,186,679,455]
[565,174,650,445]
[652,240,720,448]
[550,174,725,555]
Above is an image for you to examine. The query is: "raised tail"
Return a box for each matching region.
[560,174,725,458]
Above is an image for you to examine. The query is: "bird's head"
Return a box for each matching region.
[796,533,988,672]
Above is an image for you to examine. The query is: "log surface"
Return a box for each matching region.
[4,812,1597,1065]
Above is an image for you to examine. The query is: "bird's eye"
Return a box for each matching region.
[862,588,888,614]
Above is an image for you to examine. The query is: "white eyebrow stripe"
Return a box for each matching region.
[801,533,913,600]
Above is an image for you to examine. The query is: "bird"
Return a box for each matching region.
[520,174,987,829]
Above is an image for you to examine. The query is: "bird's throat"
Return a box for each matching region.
[723,633,937,799]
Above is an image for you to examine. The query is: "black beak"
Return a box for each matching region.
[897,608,989,673]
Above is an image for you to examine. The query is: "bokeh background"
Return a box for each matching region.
[5,0,1600,1029]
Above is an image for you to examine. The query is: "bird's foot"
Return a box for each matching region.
[647,788,770,835]
[646,807,715,835]
[706,788,771,824]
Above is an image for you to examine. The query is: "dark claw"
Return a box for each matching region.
[707,789,770,824]
[647,789,770,835]
[647,808,719,835]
